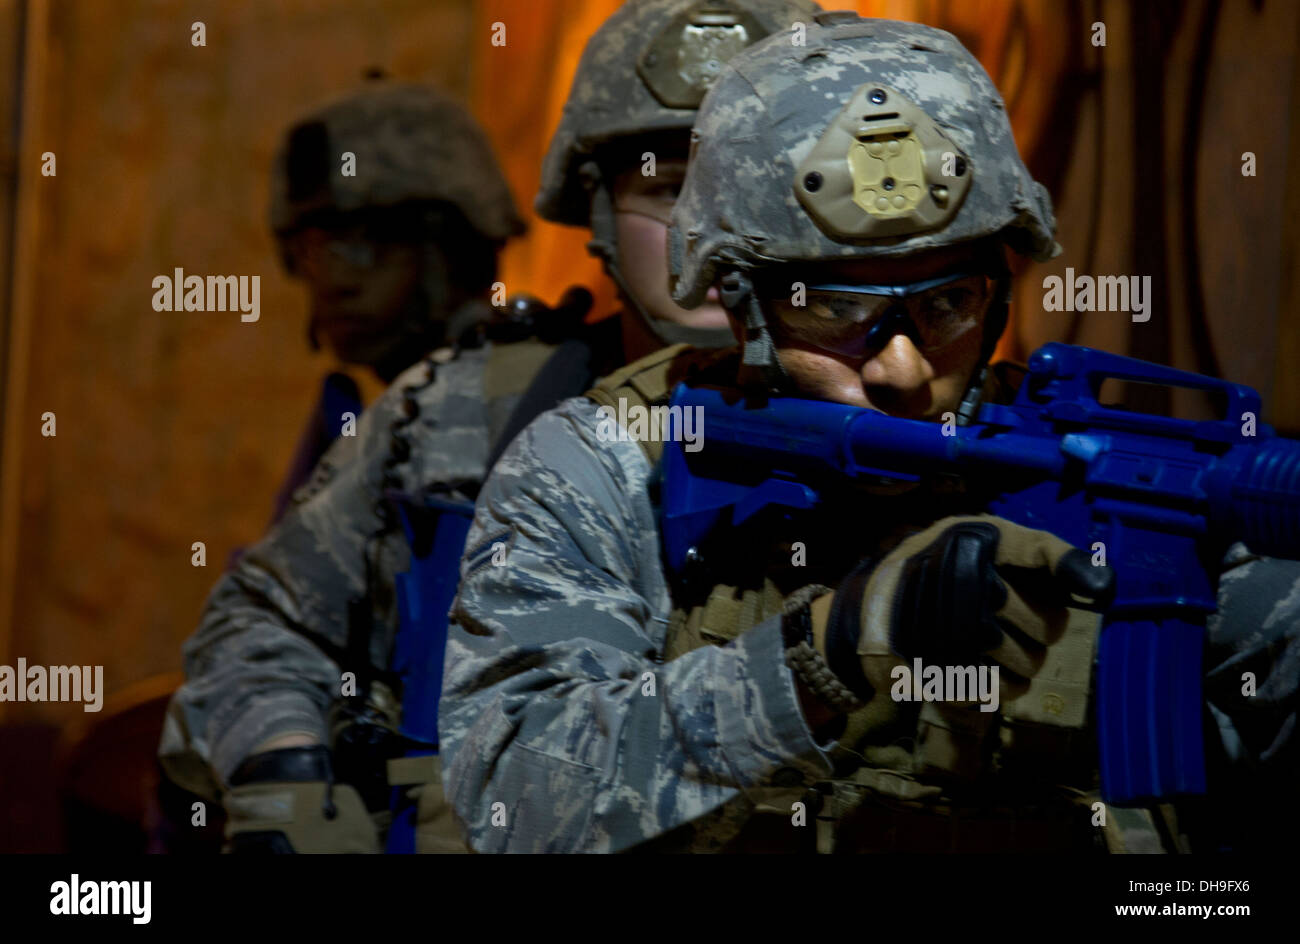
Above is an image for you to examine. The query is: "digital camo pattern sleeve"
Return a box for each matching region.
[1205,542,1300,782]
[441,397,836,853]
[160,352,492,790]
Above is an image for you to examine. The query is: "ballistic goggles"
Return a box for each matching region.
[765,269,992,357]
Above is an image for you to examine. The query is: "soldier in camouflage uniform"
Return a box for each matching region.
[156,81,536,853]
[262,78,524,526]
[443,12,1299,852]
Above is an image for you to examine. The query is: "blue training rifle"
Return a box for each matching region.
[384,492,475,853]
[661,342,1300,805]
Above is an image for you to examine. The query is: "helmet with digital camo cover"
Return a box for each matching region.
[668,12,1060,405]
[269,77,526,370]
[536,0,821,347]
[271,78,524,267]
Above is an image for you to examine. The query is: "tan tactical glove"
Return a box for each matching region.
[821,515,1115,781]
[222,746,379,854]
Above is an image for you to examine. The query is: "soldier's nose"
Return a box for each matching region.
[861,333,934,412]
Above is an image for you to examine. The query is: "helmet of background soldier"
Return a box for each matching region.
[535,0,821,347]
[668,12,1059,400]
[269,79,524,272]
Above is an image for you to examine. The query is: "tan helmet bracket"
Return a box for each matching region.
[794,84,972,240]
[638,2,770,109]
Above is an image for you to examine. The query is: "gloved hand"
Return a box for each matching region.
[221,745,379,854]
[820,515,1115,779]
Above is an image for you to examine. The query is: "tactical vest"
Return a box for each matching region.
[586,345,1175,853]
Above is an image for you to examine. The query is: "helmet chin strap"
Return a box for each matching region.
[955,254,1013,426]
[718,269,794,394]
[580,160,737,350]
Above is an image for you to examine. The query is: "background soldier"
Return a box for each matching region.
[157,80,537,853]
[265,76,525,526]
[442,12,1299,853]
[156,0,816,854]
[491,0,820,465]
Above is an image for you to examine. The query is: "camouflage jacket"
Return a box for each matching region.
[159,338,554,794]
[444,378,1300,853]
[444,391,834,854]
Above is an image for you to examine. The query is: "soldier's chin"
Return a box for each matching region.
[673,300,730,330]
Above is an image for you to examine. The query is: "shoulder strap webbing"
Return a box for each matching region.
[483,338,558,401]
[585,343,735,467]
[483,338,558,459]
